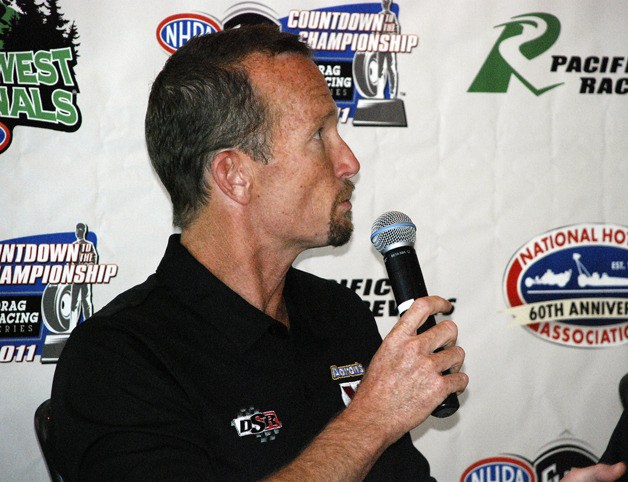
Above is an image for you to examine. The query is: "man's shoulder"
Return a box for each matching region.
[96,273,161,319]
[69,273,170,342]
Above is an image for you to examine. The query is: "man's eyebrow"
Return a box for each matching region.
[316,106,338,125]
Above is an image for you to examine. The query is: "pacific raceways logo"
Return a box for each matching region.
[0,0,81,154]
[155,1,419,127]
[0,225,118,363]
[470,12,628,96]
[503,224,628,348]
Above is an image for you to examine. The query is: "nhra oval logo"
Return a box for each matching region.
[461,456,535,482]
[0,122,11,152]
[504,224,628,348]
[156,13,222,54]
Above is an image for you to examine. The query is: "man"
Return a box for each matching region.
[50,25,623,482]
[51,25,465,481]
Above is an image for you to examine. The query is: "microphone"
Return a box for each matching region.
[370,211,459,418]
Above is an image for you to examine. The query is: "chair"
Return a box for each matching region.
[34,399,64,482]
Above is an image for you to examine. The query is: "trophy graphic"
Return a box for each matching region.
[40,223,97,363]
[352,0,407,127]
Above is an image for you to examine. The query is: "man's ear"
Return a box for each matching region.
[209,150,252,204]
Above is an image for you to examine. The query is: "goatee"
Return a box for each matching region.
[327,180,355,247]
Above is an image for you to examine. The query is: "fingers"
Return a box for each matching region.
[392,296,452,336]
[395,297,467,393]
[431,344,465,374]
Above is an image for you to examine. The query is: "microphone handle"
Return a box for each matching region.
[383,246,460,418]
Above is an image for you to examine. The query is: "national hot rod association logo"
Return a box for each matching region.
[504,224,628,348]
[0,0,81,154]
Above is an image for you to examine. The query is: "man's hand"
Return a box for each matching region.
[561,462,626,482]
[266,296,467,481]
[348,296,468,445]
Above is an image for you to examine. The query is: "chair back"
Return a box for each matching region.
[34,399,64,482]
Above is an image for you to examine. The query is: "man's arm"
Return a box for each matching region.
[267,296,468,481]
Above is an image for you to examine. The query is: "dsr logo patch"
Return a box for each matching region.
[231,407,282,443]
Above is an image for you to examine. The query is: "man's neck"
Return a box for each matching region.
[180,215,297,326]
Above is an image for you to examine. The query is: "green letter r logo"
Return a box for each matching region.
[469,13,563,95]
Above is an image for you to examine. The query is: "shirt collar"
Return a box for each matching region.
[155,235,341,356]
[156,235,275,355]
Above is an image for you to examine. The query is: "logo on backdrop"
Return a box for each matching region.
[283,1,418,126]
[155,2,418,127]
[461,435,598,482]
[335,277,457,320]
[0,224,118,363]
[0,0,81,155]
[471,12,628,96]
[503,224,628,348]
[469,13,563,96]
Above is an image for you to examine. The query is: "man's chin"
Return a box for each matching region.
[327,217,353,247]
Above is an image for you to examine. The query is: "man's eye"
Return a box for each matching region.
[313,128,323,140]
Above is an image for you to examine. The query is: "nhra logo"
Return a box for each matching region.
[0,0,81,154]
[156,3,281,54]
[231,407,282,443]
[156,13,221,54]
[461,456,535,482]
[461,436,598,481]
[503,224,628,348]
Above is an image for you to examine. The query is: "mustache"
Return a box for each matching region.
[337,180,355,201]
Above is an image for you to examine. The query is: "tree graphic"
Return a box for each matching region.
[1,0,80,55]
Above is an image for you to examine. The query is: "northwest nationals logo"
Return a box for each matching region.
[461,435,598,482]
[0,225,118,363]
[504,224,628,348]
[0,0,81,154]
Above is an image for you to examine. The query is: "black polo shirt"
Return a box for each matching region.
[52,235,434,481]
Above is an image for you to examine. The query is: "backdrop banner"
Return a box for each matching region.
[1,1,626,480]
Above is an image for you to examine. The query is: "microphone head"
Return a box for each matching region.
[370,211,416,254]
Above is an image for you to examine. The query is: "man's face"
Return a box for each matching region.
[245,53,360,250]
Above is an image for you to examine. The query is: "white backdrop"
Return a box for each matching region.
[1,1,627,480]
